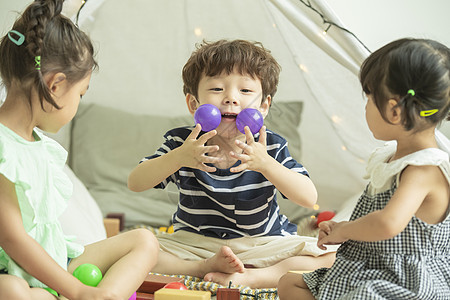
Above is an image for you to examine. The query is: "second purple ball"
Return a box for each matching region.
[236,108,263,135]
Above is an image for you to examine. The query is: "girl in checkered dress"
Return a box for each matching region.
[278,38,450,299]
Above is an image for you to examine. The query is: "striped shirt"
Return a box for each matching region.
[140,126,309,239]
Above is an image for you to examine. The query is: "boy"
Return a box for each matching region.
[128,39,335,288]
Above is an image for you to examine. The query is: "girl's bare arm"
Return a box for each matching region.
[0,174,86,298]
[318,165,445,248]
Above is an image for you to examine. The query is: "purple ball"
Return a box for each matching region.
[236,108,263,134]
[194,104,221,132]
[128,292,136,300]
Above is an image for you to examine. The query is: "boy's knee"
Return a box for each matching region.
[130,228,159,253]
[0,276,31,300]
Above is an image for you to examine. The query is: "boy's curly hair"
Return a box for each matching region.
[182,39,281,103]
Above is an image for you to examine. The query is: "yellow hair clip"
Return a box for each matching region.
[420,109,439,117]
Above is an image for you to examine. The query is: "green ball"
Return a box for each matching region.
[44,287,58,296]
[73,263,103,287]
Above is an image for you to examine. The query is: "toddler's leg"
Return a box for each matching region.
[68,228,158,299]
[0,275,56,300]
[277,272,315,300]
[204,251,334,288]
[152,245,244,278]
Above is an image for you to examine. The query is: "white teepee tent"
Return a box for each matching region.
[4,0,447,227]
[0,0,381,219]
[73,0,377,213]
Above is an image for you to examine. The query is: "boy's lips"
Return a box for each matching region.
[221,112,238,120]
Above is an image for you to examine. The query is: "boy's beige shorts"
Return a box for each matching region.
[157,230,338,268]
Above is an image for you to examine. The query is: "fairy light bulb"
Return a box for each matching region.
[194,27,202,37]
[322,24,331,35]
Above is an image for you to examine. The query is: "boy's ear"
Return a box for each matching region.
[386,99,402,124]
[259,95,272,118]
[186,93,198,115]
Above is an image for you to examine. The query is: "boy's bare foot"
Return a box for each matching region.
[204,268,263,288]
[202,246,244,274]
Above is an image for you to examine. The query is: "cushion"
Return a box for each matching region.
[70,101,309,227]
[59,164,107,245]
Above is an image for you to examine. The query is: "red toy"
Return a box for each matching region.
[316,211,336,226]
[163,281,188,290]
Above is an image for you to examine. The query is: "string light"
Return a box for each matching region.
[298,63,308,72]
[331,115,342,124]
[297,0,371,53]
[194,27,203,37]
[75,0,88,26]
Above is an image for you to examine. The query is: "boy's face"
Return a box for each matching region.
[187,67,271,137]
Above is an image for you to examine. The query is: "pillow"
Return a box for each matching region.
[59,164,107,245]
[266,101,303,161]
[70,101,307,227]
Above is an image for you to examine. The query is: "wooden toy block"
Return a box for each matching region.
[136,292,154,300]
[138,274,185,294]
[105,212,125,231]
[154,288,211,300]
[216,288,240,300]
[103,218,120,238]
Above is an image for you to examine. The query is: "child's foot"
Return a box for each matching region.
[202,246,244,274]
[204,269,259,288]
[204,266,282,288]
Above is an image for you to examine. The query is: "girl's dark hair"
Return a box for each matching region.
[182,39,281,103]
[360,38,450,130]
[0,0,97,110]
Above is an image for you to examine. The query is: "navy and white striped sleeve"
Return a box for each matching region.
[265,130,309,177]
[138,127,192,189]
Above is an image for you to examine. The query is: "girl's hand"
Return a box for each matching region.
[178,124,223,172]
[230,126,270,173]
[317,220,349,250]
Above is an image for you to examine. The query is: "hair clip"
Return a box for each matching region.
[407,89,415,96]
[420,109,439,117]
[7,30,25,46]
[35,56,41,70]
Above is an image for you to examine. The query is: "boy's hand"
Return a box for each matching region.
[317,220,349,250]
[178,124,223,172]
[229,126,270,173]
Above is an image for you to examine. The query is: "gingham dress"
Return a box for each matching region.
[303,143,450,299]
